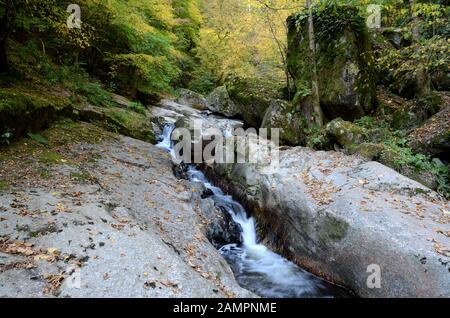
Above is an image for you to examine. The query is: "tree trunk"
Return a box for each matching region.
[0,0,13,74]
[306,0,324,127]
[409,0,431,97]
[0,39,8,73]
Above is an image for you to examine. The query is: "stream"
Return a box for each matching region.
[157,124,350,298]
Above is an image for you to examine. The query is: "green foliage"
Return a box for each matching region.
[289,1,367,43]
[111,53,180,94]
[383,1,449,39]
[1,130,13,146]
[78,0,201,96]
[187,68,216,94]
[69,79,113,108]
[27,133,49,145]
[353,116,450,198]
[376,36,449,93]
[39,150,64,165]
[128,101,147,115]
[305,125,331,150]
[380,139,449,199]
[2,0,203,99]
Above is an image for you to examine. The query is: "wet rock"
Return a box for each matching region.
[201,188,214,199]
[190,182,242,249]
[211,146,450,297]
[173,162,190,180]
[201,199,242,249]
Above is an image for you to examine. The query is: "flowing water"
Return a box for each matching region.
[157,124,349,298]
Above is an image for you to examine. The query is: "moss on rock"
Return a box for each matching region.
[326,118,365,149]
[0,86,74,144]
[206,86,240,118]
[287,3,376,121]
[75,104,156,144]
[348,142,385,160]
[261,99,305,146]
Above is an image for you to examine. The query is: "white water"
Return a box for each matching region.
[156,124,175,155]
[157,124,347,298]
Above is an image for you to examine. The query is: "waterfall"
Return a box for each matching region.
[157,124,348,298]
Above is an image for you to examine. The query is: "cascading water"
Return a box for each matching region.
[157,124,349,298]
[156,123,175,154]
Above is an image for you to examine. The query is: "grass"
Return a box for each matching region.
[39,150,64,165]
[128,101,147,115]
[35,167,52,179]
[70,171,93,183]
[71,81,115,108]
[0,180,9,192]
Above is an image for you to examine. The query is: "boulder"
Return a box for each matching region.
[226,77,278,127]
[261,99,305,146]
[326,118,365,149]
[408,106,450,157]
[0,123,254,298]
[0,87,73,144]
[208,147,450,297]
[287,4,376,121]
[375,88,429,130]
[207,86,240,118]
[190,181,242,249]
[75,104,155,144]
[110,93,136,109]
[205,80,282,128]
[176,89,209,111]
[348,142,384,160]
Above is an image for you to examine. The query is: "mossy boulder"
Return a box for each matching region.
[287,3,376,121]
[206,86,240,118]
[326,118,365,149]
[408,106,450,156]
[348,142,385,160]
[380,147,438,190]
[176,89,209,111]
[227,77,281,127]
[0,87,73,144]
[206,78,282,127]
[261,99,305,146]
[375,89,423,130]
[75,104,156,144]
